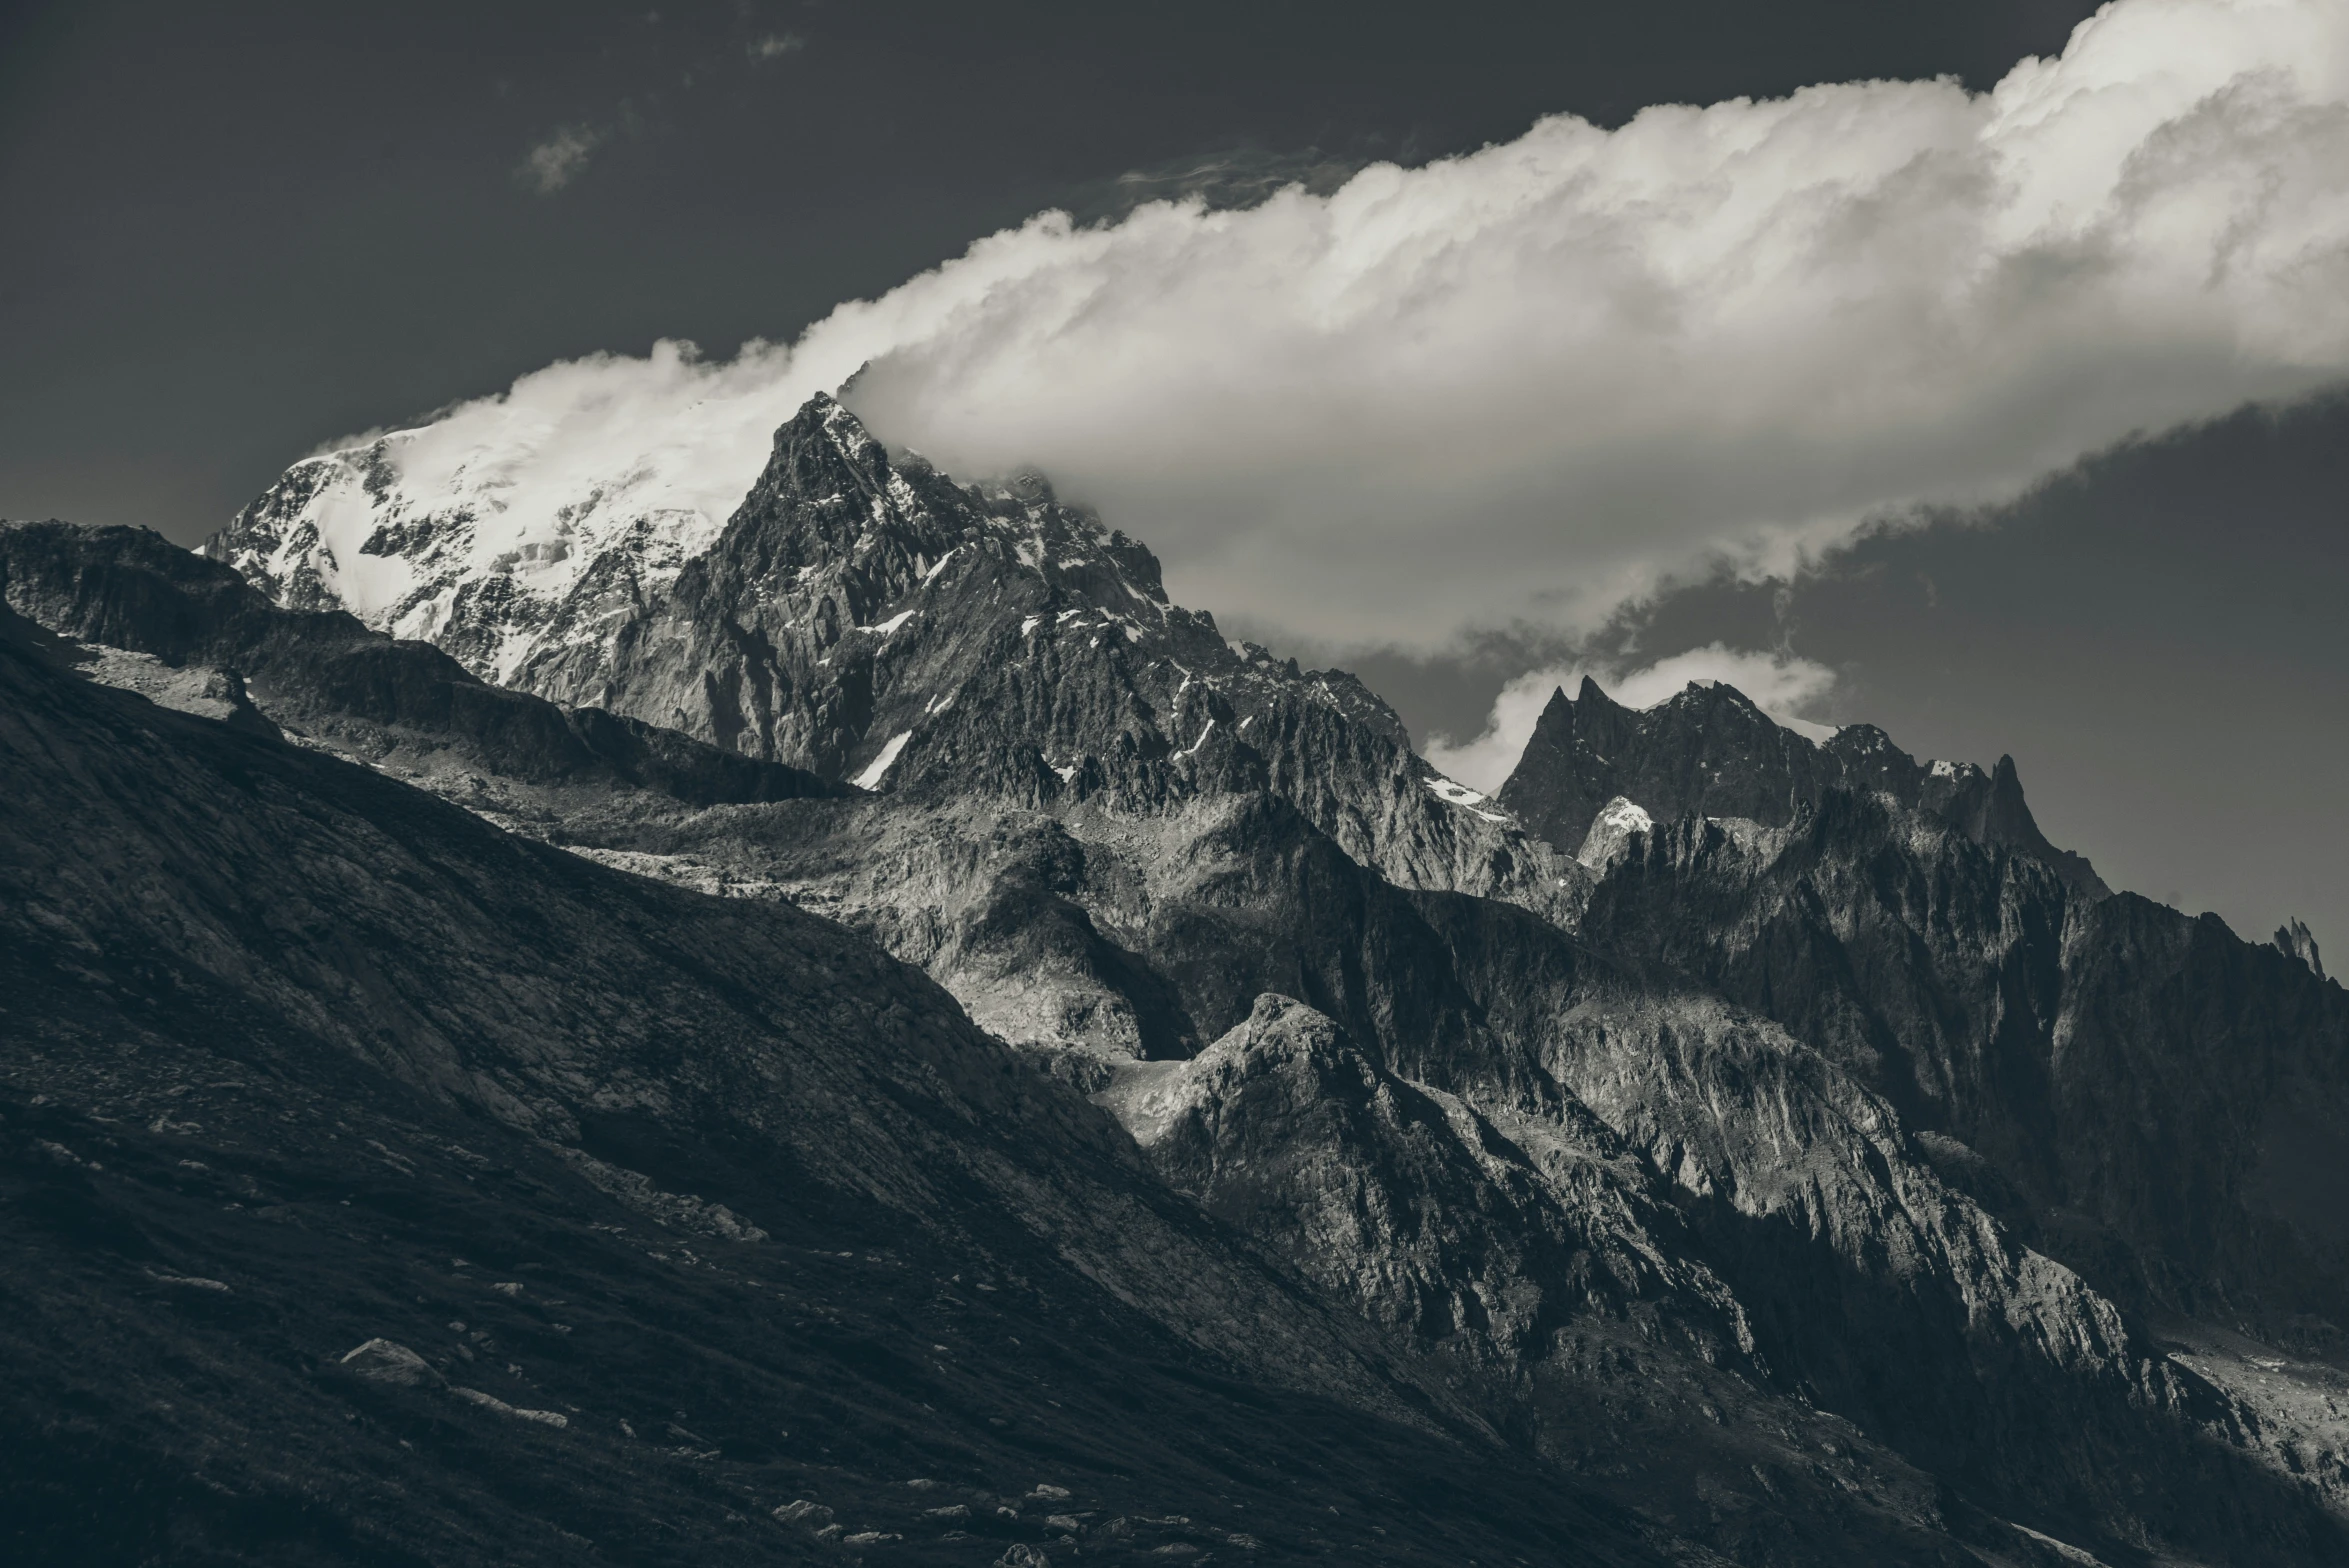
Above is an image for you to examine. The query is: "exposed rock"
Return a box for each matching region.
[339,1338,442,1387]
[142,1269,230,1292]
[2277,918,2328,981]
[1574,794,1651,870]
[448,1388,566,1427]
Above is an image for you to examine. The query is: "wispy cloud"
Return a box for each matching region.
[747,32,805,63]
[518,124,603,194]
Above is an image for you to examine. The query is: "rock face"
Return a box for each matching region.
[2278,917,2329,980]
[1552,733,2349,1349]
[6,389,2345,1565]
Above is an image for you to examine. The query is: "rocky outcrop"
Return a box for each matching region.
[1096,996,1988,1563]
[2277,917,2328,980]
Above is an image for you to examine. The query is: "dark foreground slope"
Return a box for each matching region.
[0,611,1674,1568]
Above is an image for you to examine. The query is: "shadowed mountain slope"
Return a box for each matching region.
[0,606,1697,1568]
[1,520,835,810]
[1509,704,2349,1349]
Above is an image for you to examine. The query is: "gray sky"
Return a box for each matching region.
[4,0,2341,955]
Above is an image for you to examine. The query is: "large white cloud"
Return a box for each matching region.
[321,0,2349,653]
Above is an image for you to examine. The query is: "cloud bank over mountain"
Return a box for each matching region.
[322,0,2349,654]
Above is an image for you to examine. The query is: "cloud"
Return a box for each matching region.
[748,32,805,62]
[519,124,603,194]
[365,0,2349,655]
[1424,646,1840,793]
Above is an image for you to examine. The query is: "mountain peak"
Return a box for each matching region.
[2275,917,2327,980]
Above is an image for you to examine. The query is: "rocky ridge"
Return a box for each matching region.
[1540,718,2349,1351]
[0,519,834,812]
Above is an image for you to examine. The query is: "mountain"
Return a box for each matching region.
[5,389,2345,1565]
[209,396,1562,905]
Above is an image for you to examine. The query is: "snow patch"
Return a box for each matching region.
[1592,797,1653,835]
[1425,777,1486,806]
[851,732,912,790]
[865,608,917,635]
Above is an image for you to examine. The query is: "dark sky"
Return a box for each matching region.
[6,0,2342,957]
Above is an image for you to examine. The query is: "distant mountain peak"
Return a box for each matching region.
[2276,917,2327,980]
[1499,672,2109,898]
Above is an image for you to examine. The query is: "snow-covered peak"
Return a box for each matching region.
[1577,795,1654,870]
[203,367,785,680]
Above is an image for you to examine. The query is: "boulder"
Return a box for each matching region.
[339,1338,441,1387]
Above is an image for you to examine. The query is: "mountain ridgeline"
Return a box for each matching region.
[2,391,2345,1568]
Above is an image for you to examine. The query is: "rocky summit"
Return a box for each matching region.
[3,392,2346,1568]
